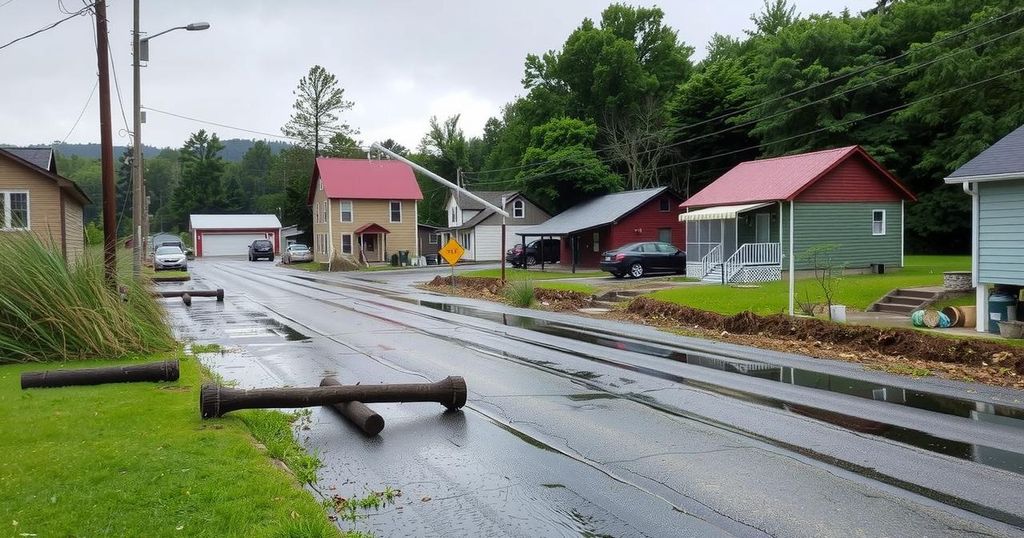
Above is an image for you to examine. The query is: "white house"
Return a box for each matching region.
[439,191,551,261]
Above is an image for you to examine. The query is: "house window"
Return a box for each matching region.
[342,234,353,254]
[513,199,525,219]
[0,192,29,230]
[658,228,672,243]
[659,198,670,212]
[390,201,402,223]
[592,232,600,252]
[461,232,472,250]
[340,200,353,222]
[318,179,323,191]
[429,234,439,245]
[872,210,886,236]
[323,202,328,223]
[450,207,457,223]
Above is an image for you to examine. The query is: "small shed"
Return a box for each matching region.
[190,214,282,257]
[681,146,915,283]
[418,223,441,259]
[518,187,683,270]
[944,124,1024,333]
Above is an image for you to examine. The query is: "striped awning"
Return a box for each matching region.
[678,202,772,222]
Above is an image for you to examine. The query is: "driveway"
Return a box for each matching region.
[159,258,1024,537]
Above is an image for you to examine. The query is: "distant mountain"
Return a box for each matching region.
[3,139,292,162]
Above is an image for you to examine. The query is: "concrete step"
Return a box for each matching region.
[885,295,929,306]
[896,288,938,300]
[876,303,917,314]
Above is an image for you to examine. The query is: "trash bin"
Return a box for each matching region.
[399,250,410,266]
[426,254,438,265]
[988,290,1017,335]
[390,253,399,267]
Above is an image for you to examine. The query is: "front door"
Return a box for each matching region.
[362,234,377,261]
[755,213,771,243]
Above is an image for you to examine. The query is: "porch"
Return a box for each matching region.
[682,203,783,283]
[354,223,389,263]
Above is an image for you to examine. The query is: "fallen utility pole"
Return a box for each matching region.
[321,376,385,436]
[21,360,179,389]
[200,376,467,418]
[156,289,224,301]
[94,0,117,285]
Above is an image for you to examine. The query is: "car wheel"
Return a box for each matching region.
[629,263,644,278]
[269,255,275,262]
[526,255,537,266]
[612,272,625,279]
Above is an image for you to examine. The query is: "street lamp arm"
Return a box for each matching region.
[141,22,210,43]
[140,26,186,43]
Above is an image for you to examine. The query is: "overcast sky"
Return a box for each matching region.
[1,0,876,151]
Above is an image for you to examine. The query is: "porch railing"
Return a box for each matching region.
[700,244,722,279]
[722,242,781,283]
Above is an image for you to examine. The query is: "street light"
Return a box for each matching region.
[131,2,209,276]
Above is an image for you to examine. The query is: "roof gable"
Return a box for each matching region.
[521,187,671,236]
[682,146,913,208]
[0,147,90,205]
[946,124,1024,181]
[309,158,423,203]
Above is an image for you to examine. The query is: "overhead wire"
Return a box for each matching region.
[0,1,93,51]
[143,107,305,142]
[59,78,99,144]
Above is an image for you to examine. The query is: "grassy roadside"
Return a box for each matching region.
[648,255,970,315]
[0,354,340,537]
[461,268,606,280]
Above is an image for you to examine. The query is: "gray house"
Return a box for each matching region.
[945,124,1024,333]
[440,191,550,261]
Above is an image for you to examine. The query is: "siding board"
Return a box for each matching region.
[789,202,902,270]
[978,179,1024,285]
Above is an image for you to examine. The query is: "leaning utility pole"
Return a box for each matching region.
[131,0,143,276]
[95,0,117,284]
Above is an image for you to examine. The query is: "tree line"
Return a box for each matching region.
[56,0,1023,252]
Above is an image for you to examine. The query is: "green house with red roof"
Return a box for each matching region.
[680,146,916,283]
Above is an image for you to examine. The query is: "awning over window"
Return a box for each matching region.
[678,202,772,222]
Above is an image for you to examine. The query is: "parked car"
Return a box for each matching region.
[599,241,686,279]
[153,245,188,272]
[505,238,561,267]
[248,239,274,262]
[155,240,194,260]
[282,243,313,264]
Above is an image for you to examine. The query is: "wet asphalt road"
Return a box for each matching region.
[161,258,1024,537]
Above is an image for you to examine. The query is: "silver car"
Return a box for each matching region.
[153,245,188,271]
[282,243,313,264]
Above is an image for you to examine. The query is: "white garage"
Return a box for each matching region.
[189,214,283,257]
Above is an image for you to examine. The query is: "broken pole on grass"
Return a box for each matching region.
[200,376,467,419]
[21,360,180,389]
[320,376,385,436]
[156,289,224,302]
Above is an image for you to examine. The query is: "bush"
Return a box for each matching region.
[84,221,103,246]
[503,279,535,307]
[0,233,175,363]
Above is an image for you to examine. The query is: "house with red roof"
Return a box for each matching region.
[680,146,915,283]
[308,158,423,264]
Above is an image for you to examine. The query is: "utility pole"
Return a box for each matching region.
[500,195,507,284]
[95,0,117,285]
[131,0,143,277]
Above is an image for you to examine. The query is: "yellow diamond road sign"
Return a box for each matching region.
[440,238,465,266]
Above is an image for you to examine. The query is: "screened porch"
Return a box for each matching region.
[682,202,783,283]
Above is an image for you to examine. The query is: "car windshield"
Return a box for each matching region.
[253,240,271,247]
[156,246,182,255]
[289,244,309,251]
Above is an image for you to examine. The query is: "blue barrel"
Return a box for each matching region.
[989,291,1017,335]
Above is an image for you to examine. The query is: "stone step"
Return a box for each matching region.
[896,288,938,300]
[876,303,917,314]
[884,295,929,306]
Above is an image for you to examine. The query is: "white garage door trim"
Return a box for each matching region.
[201,232,269,256]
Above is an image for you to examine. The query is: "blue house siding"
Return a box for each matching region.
[978,179,1024,286]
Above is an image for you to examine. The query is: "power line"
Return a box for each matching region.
[512,65,1024,186]
[60,78,99,144]
[0,2,93,51]
[143,106,304,142]
[106,28,131,139]
[467,6,1024,178]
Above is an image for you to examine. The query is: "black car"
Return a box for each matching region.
[248,239,275,261]
[599,241,686,279]
[505,238,560,267]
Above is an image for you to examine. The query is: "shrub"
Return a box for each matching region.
[504,279,535,307]
[0,233,175,363]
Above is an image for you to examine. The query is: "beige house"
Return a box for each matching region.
[308,158,423,264]
[0,147,90,263]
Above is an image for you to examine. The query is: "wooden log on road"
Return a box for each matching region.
[200,376,467,419]
[320,376,385,436]
[156,289,224,302]
[182,293,192,306]
[21,360,180,389]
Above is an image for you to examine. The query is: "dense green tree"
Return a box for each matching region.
[145,149,181,232]
[323,132,366,158]
[515,117,620,212]
[115,146,133,235]
[270,145,315,230]
[238,140,274,198]
[172,130,226,228]
[282,65,355,156]
[55,153,102,222]
[378,138,409,157]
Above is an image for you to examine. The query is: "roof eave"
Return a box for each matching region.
[944,171,1024,184]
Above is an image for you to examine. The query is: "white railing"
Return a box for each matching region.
[722,242,781,283]
[700,244,722,279]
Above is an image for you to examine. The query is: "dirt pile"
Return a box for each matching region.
[425,276,592,310]
[627,297,1024,373]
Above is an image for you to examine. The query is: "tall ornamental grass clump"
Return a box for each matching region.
[0,234,174,363]
[503,279,535,307]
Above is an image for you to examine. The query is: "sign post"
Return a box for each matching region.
[440,238,465,292]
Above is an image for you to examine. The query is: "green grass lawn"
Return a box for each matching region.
[647,255,970,316]
[0,355,339,537]
[284,261,324,272]
[461,268,606,280]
